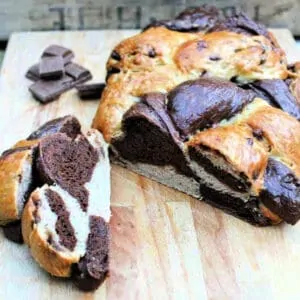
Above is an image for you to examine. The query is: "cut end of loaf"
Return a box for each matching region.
[22,129,111,290]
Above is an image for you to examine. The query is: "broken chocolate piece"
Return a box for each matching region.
[65,63,92,84]
[76,83,106,100]
[39,56,64,80]
[25,64,40,81]
[29,76,74,104]
[200,184,272,226]
[42,44,74,64]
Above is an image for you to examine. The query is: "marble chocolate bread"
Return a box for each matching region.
[22,130,110,291]
[0,116,111,291]
[92,6,300,226]
[0,116,81,242]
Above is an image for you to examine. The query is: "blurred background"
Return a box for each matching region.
[0,0,300,66]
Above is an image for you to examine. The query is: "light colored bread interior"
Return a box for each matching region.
[110,151,200,198]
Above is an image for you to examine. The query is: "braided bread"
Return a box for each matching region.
[92,7,300,226]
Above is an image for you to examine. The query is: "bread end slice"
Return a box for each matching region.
[22,130,110,290]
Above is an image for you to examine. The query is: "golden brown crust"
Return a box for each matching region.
[13,139,39,148]
[92,27,289,142]
[245,103,300,176]
[187,98,300,194]
[187,123,268,195]
[0,149,32,225]
[22,188,78,277]
[175,31,286,80]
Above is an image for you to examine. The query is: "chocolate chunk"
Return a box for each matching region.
[65,63,92,84]
[197,40,208,51]
[39,56,64,80]
[243,80,300,120]
[2,221,23,244]
[144,5,220,32]
[148,48,156,58]
[27,115,81,140]
[76,83,106,100]
[261,158,300,225]
[111,50,121,61]
[72,216,109,291]
[29,76,74,104]
[209,12,269,38]
[105,67,121,82]
[252,128,263,140]
[167,78,255,136]
[25,64,40,81]
[42,45,74,64]
[209,55,221,61]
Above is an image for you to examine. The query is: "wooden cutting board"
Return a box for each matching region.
[0,29,299,300]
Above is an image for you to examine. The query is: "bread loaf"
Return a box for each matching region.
[92,7,300,226]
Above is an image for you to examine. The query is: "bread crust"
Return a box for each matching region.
[0,149,33,225]
[91,20,300,225]
[187,98,300,194]
[92,27,289,142]
[22,188,78,277]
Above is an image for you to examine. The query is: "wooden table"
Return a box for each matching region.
[0,30,299,300]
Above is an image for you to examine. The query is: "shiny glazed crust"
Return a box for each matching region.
[187,98,300,195]
[92,27,288,142]
[92,13,300,225]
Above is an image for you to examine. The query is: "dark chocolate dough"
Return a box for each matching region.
[144,5,220,32]
[189,146,251,193]
[209,12,269,38]
[27,115,81,140]
[242,79,300,120]
[261,158,300,225]
[36,133,99,211]
[167,78,255,136]
[72,216,109,291]
[46,189,77,251]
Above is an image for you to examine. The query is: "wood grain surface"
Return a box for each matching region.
[0,29,299,300]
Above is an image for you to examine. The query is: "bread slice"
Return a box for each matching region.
[22,129,110,291]
[0,115,81,243]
